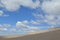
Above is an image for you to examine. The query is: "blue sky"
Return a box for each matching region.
[0,0,60,36]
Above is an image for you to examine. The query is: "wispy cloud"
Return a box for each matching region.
[1,0,40,11]
[16,20,40,32]
[0,21,41,33]
[0,10,9,17]
[0,28,7,31]
[40,0,60,27]
[0,0,60,34]
[0,10,3,16]
[0,24,11,32]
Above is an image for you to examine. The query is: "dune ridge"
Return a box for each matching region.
[0,28,60,40]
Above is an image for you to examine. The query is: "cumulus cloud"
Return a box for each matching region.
[1,0,40,11]
[45,15,57,26]
[16,20,40,32]
[33,13,47,23]
[42,0,60,15]
[39,0,60,27]
[0,20,41,33]
[33,12,60,28]
[16,21,28,28]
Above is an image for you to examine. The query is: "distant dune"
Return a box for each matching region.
[0,28,60,40]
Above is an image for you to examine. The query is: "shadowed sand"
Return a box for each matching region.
[0,28,60,40]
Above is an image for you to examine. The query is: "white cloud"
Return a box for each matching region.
[0,10,9,17]
[33,12,60,27]
[0,3,4,7]
[0,10,3,16]
[28,27,40,30]
[31,20,42,24]
[45,15,57,25]
[0,24,11,28]
[0,20,40,33]
[16,21,28,28]
[3,14,9,17]
[3,24,11,27]
[1,0,40,11]
[0,24,3,27]
[0,24,15,32]
[16,20,40,32]
[33,13,44,19]
[0,28,7,31]
[0,24,17,32]
[33,13,48,23]
[42,0,60,15]
[21,26,40,33]
[41,0,60,26]
[31,20,39,24]
[9,28,17,32]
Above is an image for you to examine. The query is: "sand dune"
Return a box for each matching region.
[0,28,60,40]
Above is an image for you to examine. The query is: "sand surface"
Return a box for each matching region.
[0,28,60,40]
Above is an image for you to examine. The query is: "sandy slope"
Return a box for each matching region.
[0,28,60,40]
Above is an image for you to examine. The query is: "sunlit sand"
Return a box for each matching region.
[0,28,60,40]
